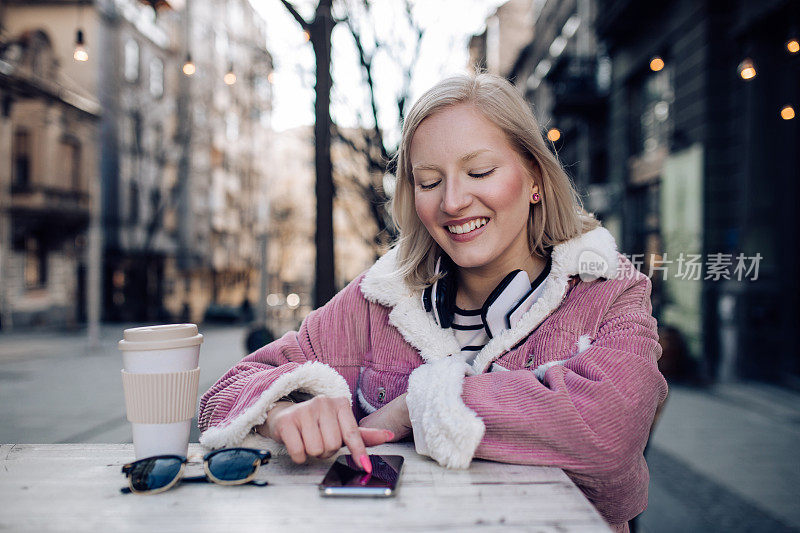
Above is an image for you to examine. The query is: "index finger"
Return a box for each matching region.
[336,402,371,473]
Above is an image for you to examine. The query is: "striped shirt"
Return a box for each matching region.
[452,259,551,365]
[452,307,488,362]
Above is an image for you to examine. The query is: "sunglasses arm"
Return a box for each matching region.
[120,477,268,494]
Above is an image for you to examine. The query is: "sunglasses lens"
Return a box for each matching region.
[207,449,259,482]
[129,457,183,492]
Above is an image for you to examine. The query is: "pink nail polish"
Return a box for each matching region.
[359,454,372,474]
[385,431,395,440]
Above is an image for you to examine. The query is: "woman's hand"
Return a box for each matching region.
[256,396,392,472]
[358,393,412,442]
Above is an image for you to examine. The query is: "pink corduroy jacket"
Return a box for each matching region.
[198,227,668,531]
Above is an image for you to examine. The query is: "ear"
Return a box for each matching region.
[529,180,540,204]
[522,155,541,202]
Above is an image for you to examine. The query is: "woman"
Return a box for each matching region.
[198,73,667,531]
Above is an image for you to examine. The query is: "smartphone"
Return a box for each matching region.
[319,454,404,497]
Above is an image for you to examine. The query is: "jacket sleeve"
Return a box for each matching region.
[197,275,370,449]
[406,273,667,525]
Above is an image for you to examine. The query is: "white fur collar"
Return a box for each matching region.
[359,226,618,374]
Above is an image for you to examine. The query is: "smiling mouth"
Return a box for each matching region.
[446,218,488,235]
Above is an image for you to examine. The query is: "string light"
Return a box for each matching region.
[649,56,664,72]
[787,39,799,54]
[73,29,88,62]
[224,64,236,85]
[780,105,795,120]
[547,128,561,142]
[737,57,756,80]
[182,53,195,76]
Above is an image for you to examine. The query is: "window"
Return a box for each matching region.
[226,111,239,141]
[58,137,82,190]
[129,182,140,224]
[152,123,164,162]
[12,128,31,188]
[24,237,47,289]
[124,39,140,82]
[28,30,56,80]
[637,67,674,154]
[131,111,143,153]
[150,188,162,227]
[215,31,228,58]
[149,57,164,98]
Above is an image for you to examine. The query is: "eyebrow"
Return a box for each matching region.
[412,149,491,173]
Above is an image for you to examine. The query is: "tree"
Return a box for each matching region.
[279,0,337,307]
[278,0,426,296]
[333,0,425,254]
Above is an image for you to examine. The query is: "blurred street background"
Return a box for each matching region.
[1,0,799,531]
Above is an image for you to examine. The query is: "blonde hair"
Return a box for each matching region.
[391,73,599,290]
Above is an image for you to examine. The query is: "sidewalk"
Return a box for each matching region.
[0,326,121,364]
[639,382,800,532]
[0,324,250,446]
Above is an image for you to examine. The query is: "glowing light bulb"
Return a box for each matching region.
[286,293,300,308]
[780,105,795,120]
[74,46,88,62]
[182,54,195,76]
[787,39,799,54]
[547,128,561,142]
[738,58,756,80]
[73,29,88,62]
[649,56,664,72]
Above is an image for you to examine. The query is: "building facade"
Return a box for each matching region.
[471,0,615,226]
[98,0,184,322]
[597,0,799,385]
[0,6,102,330]
[1,0,274,328]
[478,0,799,385]
[170,0,273,324]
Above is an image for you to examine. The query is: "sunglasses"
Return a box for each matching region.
[121,448,271,494]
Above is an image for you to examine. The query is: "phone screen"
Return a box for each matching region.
[319,455,404,497]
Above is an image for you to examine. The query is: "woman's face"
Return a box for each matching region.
[410,103,538,276]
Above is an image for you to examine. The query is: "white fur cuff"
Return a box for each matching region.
[406,357,485,469]
[199,361,351,449]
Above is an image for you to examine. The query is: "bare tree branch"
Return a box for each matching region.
[343,15,388,163]
[279,0,311,30]
[334,187,382,251]
[332,128,395,250]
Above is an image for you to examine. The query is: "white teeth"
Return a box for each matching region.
[447,218,487,234]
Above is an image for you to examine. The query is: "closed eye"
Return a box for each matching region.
[418,180,441,190]
[468,168,496,178]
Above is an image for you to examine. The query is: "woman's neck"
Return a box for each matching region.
[455,253,548,310]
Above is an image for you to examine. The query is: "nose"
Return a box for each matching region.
[440,175,472,215]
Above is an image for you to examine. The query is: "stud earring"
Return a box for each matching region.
[531,192,541,203]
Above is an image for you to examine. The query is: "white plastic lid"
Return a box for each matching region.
[118,324,204,352]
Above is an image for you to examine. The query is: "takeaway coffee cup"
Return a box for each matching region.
[119,324,204,459]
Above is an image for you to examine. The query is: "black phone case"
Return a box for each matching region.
[318,454,404,497]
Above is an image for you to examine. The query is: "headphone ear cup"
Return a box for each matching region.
[422,285,433,313]
[436,268,456,329]
[430,278,442,327]
[434,276,446,328]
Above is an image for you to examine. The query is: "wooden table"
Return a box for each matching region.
[0,443,612,532]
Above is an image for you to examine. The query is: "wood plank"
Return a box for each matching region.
[0,443,612,532]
